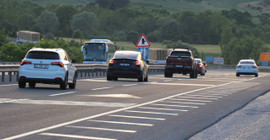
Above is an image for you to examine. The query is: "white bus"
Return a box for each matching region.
[81,39,116,64]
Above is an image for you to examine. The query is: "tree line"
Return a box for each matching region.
[0,0,270,64]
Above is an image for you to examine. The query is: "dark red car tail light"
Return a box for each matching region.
[51,62,64,67]
[109,59,114,65]
[136,60,141,66]
[20,60,32,65]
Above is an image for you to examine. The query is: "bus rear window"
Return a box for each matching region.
[26,51,60,59]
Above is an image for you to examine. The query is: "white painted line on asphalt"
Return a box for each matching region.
[138,106,188,112]
[66,125,136,133]
[149,82,214,87]
[0,84,17,87]
[3,80,253,140]
[169,98,212,103]
[108,114,166,121]
[161,100,206,105]
[183,94,223,98]
[81,94,140,99]
[174,96,218,100]
[88,120,153,126]
[122,84,138,87]
[49,91,76,97]
[0,98,29,104]
[91,87,112,91]
[78,79,108,82]
[14,99,135,107]
[39,133,116,140]
[125,110,179,116]
[151,103,198,108]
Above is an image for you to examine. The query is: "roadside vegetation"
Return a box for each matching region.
[0,0,270,64]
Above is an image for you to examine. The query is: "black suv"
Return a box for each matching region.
[164,48,197,78]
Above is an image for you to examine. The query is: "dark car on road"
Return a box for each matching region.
[107,51,148,82]
[164,48,198,78]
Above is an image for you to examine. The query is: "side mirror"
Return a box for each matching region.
[81,45,84,53]
[146,60,149,64]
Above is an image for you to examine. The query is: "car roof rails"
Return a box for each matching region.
[173,47,190,50]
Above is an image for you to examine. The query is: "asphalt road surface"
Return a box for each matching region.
[0,69,269,140]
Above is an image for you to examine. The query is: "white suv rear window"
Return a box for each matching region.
[26,51,60,60]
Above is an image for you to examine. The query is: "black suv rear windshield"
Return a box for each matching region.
[26,51,60,59]
[170,51,191,57]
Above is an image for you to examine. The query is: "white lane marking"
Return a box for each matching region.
[161,100,206,105]
[88,120,153,126]
[138,106,188,112]
[78,79,108,82]
[0,98,29,104]
[14,99,135,107]
[92,87,112,91]
[149,82,214,87]
[81,94,140,99]
[125,110,179,115]
[39,133,116,140]
[122,84,138,87]
[0,84,17,87]
[169,98,212,103]
[175,96,219,100]
[49,91,76,97]
[151,103,198,108]
[164,80,172,82]
[66,125,136,133]
[108,114,166,121]
[3,79,255,140]
[183,94,223,98]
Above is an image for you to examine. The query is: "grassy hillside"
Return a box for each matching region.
[24,0,260,13]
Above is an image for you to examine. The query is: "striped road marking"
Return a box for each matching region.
[49,91,76,97]
[151,103,199,108]
[39,133,116,140]
[138,106,188,111]
[124,110,179,115]
[108,114,166,121]
[92,87,112,91]
[66,125,136,133]
[88,120,153,126]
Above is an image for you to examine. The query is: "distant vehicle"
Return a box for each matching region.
[18,48,77,89]
[107,51,149,82]
[236,59,258,77]
[17,31,40,44]
[164,48,197,78]
[195,58,207,76]
[81,39,116,64]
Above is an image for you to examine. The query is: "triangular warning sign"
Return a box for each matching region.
[136,33,151,47]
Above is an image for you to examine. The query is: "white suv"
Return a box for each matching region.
[18,48,77,89]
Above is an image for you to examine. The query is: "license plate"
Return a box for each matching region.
[175,65,183,68]
[34,64,49,69]
[119,63,130,66]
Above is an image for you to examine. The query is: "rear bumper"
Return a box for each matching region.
[19,76,64,84]
[165,65,192,73]
[107,68,143,78]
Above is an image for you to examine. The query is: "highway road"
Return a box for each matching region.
[0,69,270,140]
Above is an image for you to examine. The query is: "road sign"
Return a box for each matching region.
[138,47,149,61]
[136,33,151,47]
[260,52,270,61]
[213,57,224,65]
[205,56,213,63]
[261,61,268,66]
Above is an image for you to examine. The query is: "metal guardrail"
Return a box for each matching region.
[1,63,269,84]
[0,64,165,84]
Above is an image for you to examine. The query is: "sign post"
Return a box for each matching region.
[136,33,151,61]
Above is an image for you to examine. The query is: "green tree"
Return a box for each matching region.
[126,31,139,45]
[96,0,129,10]
[161,19,180,41]
[71,11,99,38]
[0,28,7,47]
[56,5,77,37]
[36,10,60,34]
